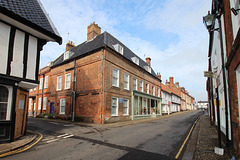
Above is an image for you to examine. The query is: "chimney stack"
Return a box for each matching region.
[169,77,174,84]
[146,57,151,66]
[165,79,170,85]
[157,72,161,80]
[176,82,179,87]
[87,22,101,41]
[66,41,75,51]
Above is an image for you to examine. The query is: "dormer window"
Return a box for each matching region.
[131,57,139,65]
[113,44,124,55]
[63,51,74,60]
[144,66,151,73]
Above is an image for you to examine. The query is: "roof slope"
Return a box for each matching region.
[52,31,159,79]
[0,0,62,44]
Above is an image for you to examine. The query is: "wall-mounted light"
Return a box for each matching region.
[231,8,240,16]
[203,11,215,31]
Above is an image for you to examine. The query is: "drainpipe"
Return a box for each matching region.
[72,59,76,122]
[40,74,45,114]
[100,49,104,124]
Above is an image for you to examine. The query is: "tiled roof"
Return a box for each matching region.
[52,31,159,79]
[0,0,62,44]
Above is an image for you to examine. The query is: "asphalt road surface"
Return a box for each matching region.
[5,110,203,160]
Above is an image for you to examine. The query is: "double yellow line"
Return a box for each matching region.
[175,115,201,159]
[0,131,43,158]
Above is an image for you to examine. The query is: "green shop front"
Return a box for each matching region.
[131,90,162,120]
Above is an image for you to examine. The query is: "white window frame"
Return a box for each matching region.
[112,67,119,87]
[43,97,47,110]
[60,98,66,114]
[236,65,240,118]
[111,97,118,116]
[65,73,71,89]
[29,98,32,110]
[57,76,62,91]
[0,85,13,121]
[44,76,48,89]
[124,73,129,90]
[158,88,160,97]
[146,83,149,94]
[38,97,42,110]
[133,78,137,91]
[34,87,36,91]
[152,86,155,96]
[123,99,129,116]
[140,81,143,92]
[39,78,43,90]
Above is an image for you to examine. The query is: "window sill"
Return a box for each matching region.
[111,115,119,117]
[123,114,129,117]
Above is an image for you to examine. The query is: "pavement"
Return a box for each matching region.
[0,111,236,159]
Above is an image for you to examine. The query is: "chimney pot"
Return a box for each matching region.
[169,77,174,84]
[157,72,161,80]
[66,40,75,51]
[146,57,151,67]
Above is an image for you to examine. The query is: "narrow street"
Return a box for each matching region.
[6,111,203,160]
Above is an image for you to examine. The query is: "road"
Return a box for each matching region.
[5,110,203,160]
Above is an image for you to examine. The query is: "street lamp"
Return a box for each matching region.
[203,11,215,30]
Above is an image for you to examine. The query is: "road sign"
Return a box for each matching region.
[204,71,216,78]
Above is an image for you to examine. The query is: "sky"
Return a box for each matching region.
[40,0,211,103]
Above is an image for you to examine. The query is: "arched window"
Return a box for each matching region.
[0,86,8,120]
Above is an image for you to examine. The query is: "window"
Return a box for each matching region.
[57,76,62,91]
[146,83,149,94]
[123,99,129,116]
[133,78,137,90]
[236,65,240,117]
[39,78,43,90]
[38,97,42,110]
[113,44,124,55]
[158,88,160,97]
[152,86,155,96]
[64,51,69,60]
[140,81,143,92]
[0,85,12,120]
[144,66,151,73]
[131,57,139,65]
[112,68,119,87]
[111,97,118,116]
[44,76,48,89]
[124,73,129,90]
[34,87,36,91]
[30,89,32,92]
[60,98,65,114]
[43,97,47,110]
[65,73,71,89]
[29,98,32,110]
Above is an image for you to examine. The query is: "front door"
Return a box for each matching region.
[50,102,54,114]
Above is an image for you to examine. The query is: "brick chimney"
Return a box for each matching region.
[165,80,170,85]
[87,22,101,41]
[146,57,151,66]
[176,82,179,87]
[169,77,174,84]
[157,72,161,80]
[66,41,75,51]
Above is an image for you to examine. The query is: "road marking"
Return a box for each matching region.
[63,134,74,138]
[175,115,201,159]
[46,139,59,143]
[42,137,56,142]
[48,122,59,125]
[57,133,69,138]
[0,130,43,158]
[63,124,75,127]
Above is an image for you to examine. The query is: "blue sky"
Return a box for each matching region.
[40,0,211,103]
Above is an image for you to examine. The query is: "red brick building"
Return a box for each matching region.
[29,22,162,124]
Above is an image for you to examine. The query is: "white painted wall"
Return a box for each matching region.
[26,35,37,80]
[230,0,240,40]
[11,29,24,77]
[0,22,10,74]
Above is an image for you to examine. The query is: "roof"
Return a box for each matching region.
[161,83,172,94]
[0,0,62,44]
[52,31,160,80]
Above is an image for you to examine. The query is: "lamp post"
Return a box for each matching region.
[203,10,230,147]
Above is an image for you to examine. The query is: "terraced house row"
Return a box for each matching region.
[28,22,196,124]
